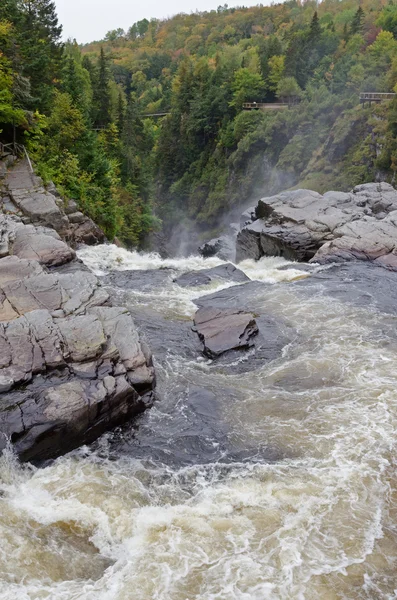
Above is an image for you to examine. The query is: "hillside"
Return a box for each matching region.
[3,0,397,246]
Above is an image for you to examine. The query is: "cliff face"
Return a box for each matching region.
[0,159,155,462]
[236,183,397,269]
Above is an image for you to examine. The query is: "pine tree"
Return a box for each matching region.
[117,91,125,133]
[350,7,365,35]
[93,47,111,128]
[309,11,321,40]
[18,0,63,112]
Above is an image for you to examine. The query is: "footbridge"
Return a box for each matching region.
[360,92,396,106]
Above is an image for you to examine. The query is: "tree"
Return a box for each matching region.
[17,0,63,112]
[351,7,364,35]
[230,68,266,108]
[105,28,125,43]
[0,20,27,129]
[93,47,111,128]
[309,11,321,40]
[268,55,285,93]
[377,5,397,39]
[276,76,302,105]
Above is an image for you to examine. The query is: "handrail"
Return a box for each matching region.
[0,141,33,173]
[359,92,396,99]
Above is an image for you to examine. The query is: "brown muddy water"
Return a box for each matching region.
[0,245,396,600]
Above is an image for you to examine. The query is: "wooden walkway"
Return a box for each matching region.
[242,102,289,111]
[360,92,396,106]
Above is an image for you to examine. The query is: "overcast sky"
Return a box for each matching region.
[54,0,265,44]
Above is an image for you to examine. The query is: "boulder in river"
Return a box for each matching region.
[0,216,155,462]
[174,263,249,287]
[198,235,236,261]
[236,184,397,269]
[193,306,258,358]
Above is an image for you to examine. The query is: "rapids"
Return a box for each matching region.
[1,245,397,599]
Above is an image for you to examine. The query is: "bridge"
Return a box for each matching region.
[360,92,396,106]
[242,102,289,111]
[140,112,170,118]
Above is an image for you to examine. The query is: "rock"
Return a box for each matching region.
[0,221,156,462]
[174,263,249,288]
[236,183,397,269]
[175,271,212,287]
[198,235,236,261]
[2,159,106,247]
[240,206,257,228]
[0,161,7,179]
[193,306,258,358]
[12,226,75,266]
[64,199,78,215]
[58,314,106,362]
[11,189,69,232]
[68,211,86,224]
[69,218,106,245]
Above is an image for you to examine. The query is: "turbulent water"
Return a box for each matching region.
[1,245,397,599]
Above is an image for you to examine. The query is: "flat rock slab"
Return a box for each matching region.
[13,226,75,266]
[174,263,249,288]
[194,306,258,358]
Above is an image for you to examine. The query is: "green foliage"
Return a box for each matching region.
[377,4,397,38]
[5,0,397,245]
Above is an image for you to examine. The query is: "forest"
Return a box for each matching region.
[2,0,397,245]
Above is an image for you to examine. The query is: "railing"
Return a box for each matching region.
[360,92,396,103]
[0,142,33,173]
[243,102,289,110]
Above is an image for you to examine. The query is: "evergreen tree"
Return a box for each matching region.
[18,0,63,112]
[309,11,321,40]
[117,91,125,133]
[351,7,365,35]
[93,48,111,128]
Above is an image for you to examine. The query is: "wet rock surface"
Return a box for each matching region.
[193,306,258,358]
[236,183,397,269]
[198,235,236,261]
[0,216,155,462]
[174,263,249,287]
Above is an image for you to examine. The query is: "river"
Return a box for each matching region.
[0,244,397,599]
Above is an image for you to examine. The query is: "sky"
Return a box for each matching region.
[54,0,266,44]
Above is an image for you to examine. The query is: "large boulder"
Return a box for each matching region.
[236,184,397,269]
[12,225,75,266]
[193,306,258,358]
[0,219,155,462]
[174,263,249,288]
[198,235,236,261]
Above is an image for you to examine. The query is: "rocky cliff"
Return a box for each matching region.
[0,158,155,462]
[236,183,397,269]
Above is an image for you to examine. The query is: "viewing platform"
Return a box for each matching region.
[242,102,289,111]
[360,92,396,106]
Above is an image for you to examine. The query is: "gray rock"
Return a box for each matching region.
[0,233,155,462]
[58,314,106,362]
[12,226,75,266]
[240,206,257,228]
[236,183,397,269]
[198,235,236,261]
[193,306,258,358]
[174,263,249,288]
[2,159,106,247]
[64,199,78,215]
[68,211,86,224]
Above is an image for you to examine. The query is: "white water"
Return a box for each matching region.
[1,246,397,599]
